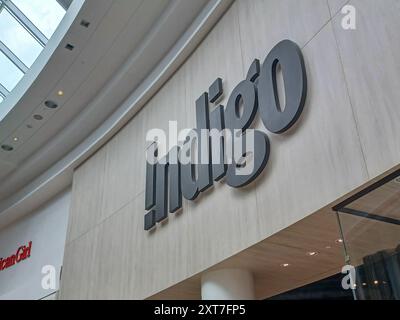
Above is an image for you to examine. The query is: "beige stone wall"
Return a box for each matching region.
[59,0,400,299]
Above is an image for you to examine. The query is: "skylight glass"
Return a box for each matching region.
[0,51,24,90]
[12,0,65,39]
[0,0,66,104]
[0,8,42,67]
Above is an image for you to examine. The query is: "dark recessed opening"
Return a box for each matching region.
[65,43,74,51]
[1,145,13,152]
[33,114,43,121]
[45,100,58,109]
[80,20,90,28]
[268,273,354,300]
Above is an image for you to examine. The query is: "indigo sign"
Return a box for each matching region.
[144,40,307,231]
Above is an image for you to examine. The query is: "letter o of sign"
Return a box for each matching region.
[258,40,307,134]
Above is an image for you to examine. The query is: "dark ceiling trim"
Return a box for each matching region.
[332,169,400,212]
[337,207,400,226]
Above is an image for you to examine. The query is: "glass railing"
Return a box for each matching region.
[334,169,400,300]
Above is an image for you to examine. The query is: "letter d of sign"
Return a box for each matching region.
[258,40,307,133]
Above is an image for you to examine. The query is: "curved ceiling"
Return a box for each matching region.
[0,0,233,227]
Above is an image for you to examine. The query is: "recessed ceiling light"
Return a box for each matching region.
[325,246,332,249]
[374,280,379,285]
[33,114,43,120]
[280,263,290,267]
[362,283,367,286]
[306,251,318,256]
[1,145,13,151]
[44,100,58,109]
[57,90,64,96]
[335,239,343,244]
[13,137,19,142]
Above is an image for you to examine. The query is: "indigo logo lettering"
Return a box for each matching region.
[144,40,307,231]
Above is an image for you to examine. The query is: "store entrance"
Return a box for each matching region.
[149,168,400,300]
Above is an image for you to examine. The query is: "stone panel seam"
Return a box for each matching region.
[329,2,371,180]
[66,191,144,245]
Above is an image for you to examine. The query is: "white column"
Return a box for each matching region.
[201,269,255,300]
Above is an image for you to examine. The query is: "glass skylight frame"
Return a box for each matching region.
[0,0,66,101]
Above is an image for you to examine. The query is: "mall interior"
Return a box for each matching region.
[0,0,399,300]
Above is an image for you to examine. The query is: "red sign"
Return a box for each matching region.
[0,241,32,271]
